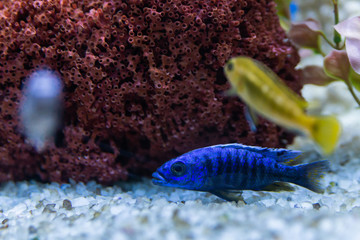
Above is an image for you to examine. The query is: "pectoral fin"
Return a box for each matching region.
[261,182,295,192]
[223,87,238,97]
[210,190,246,203]
[244,106,258,132]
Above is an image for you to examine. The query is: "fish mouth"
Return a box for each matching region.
[152,171,167,185]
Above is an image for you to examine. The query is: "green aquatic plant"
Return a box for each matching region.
[273,0,292,30]
[287,0,360,106]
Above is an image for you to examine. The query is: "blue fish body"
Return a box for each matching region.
[152,144,329,201]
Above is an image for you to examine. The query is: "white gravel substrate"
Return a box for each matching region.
[2,82,360,240]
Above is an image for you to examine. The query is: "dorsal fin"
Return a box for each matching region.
[210,143,302,162]
[250,58,309,110]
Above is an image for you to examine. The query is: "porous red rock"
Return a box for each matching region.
[0,0,300,184]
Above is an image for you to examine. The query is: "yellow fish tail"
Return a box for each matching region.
[310,116,341,155]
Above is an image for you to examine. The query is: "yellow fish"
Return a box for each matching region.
[223,56,341,155]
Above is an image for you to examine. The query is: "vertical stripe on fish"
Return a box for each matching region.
[224,150,233,185]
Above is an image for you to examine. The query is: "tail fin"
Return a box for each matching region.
[310,116,341,155]
[293,160,330,193]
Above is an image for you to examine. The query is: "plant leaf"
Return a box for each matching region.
[300,65,336,86]
[334,16,360,39]
[345,38,360,75]
[274,0,292,31]
[288,19,322,50]
[279,17,291,32]
[349,66,360,92]
[274,0,292,20]
[334,16,360,74]
[323,50,350,81]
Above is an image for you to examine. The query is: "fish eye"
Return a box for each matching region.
[227,62,234,71]
[171,161,186,177]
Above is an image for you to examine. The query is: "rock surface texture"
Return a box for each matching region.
[0,0,300,183]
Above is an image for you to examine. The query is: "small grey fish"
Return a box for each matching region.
[152,143,330,202]
[20,70,63,151]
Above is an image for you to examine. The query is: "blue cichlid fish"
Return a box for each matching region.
[223,56,341,155]
[152,143,330,202]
